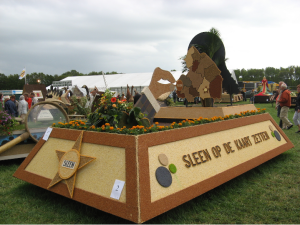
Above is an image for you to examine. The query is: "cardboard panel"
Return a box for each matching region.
[13,113,294,223]
[137,113,293,222]
[14,129,139,222]
[154,104,257,120]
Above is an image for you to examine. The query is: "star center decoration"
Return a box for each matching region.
[203,86,209,93]
[47,131,96,198]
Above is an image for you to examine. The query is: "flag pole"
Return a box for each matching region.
[25,66,26,84]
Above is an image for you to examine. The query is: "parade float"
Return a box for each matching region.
[13,31,294,223]
[254,76,273,103]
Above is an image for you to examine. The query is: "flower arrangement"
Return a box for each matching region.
[0,111,16,136]
[53,108,266,135]
[87,89,147,128]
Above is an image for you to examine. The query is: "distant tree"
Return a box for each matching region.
[294,66,300,85]
[105,71,120,74]
[88,71,104,75]
[0,73,7,90]
[234,69,242,81]
[247,69,264,81]
[265,67,278,81]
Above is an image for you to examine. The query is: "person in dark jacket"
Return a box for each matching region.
[4,95,18,117]
[172,90,177,103]
[293,84,300,133]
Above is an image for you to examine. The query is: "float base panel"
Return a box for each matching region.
[14,113,293,223]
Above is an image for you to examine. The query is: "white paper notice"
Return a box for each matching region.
[42,127,53,141]
[110,179,125,200]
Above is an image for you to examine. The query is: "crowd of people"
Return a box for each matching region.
[0,92,38,122]
[1,85,300,133]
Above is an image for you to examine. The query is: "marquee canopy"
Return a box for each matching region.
[49,71,184,89]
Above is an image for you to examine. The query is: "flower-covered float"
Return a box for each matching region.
[14,88,293,224]
[14,49,294,223]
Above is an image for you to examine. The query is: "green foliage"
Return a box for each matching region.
[165,97,175,106]
[0,111,17,135]
[70,96,90,116]
[235,66,300,87]
[86,89,145,128]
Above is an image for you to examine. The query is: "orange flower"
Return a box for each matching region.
[112,104,116,108]
[110,126,114,130]
[105,123,110,126]
[155,122,159,125]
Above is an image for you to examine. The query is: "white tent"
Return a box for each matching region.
[48,70,186,96]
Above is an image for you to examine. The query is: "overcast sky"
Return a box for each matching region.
[1,0,300,76]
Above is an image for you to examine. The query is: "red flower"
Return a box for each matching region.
[111,97,117,103]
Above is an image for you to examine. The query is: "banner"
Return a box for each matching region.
[19,68,26,79]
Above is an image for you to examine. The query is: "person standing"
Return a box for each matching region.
[250,89,255,104]
[18,95,28,123]
[293,85,300,133]
[275,81,284,128]
[278,83,293,129]
[172,90,177,103]
[5,95,18,117]
[30,92,38,107]
[24,93,32,109]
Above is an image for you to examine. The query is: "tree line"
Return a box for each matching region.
[0,70,120,90]
[234,66,300,87]
[1,66,300,90]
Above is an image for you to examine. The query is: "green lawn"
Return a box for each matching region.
[1,102,299,224]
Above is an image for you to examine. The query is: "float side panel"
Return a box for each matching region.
[137,113,294,222]
[14,129,139,223]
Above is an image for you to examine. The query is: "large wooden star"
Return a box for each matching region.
[47,131,96,198]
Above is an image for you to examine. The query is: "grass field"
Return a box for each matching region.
[1,102,299,224]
